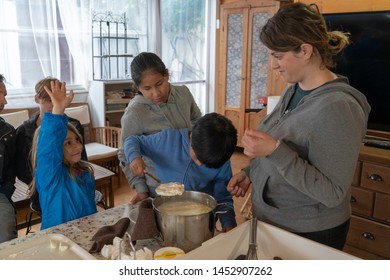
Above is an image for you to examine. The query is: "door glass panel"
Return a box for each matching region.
[226,13,243,107]
[249,12,270,109]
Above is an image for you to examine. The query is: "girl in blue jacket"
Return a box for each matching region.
[30,80,96,229]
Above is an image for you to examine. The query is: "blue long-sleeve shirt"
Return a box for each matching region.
[36,113,96,230]
[124,128,236,229]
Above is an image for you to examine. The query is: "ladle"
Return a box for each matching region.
[144,171,161,184]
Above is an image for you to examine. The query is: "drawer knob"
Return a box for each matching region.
[361,232,375,240]
[350,196,357,203]
[368,174,383,182]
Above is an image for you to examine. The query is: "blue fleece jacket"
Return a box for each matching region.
[124,128,236,229]
[36,113,96,230]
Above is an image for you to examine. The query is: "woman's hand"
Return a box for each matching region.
[44,80,74,115]
[227,170,251,197]
[129,157,146,175]
[242,129,279,158]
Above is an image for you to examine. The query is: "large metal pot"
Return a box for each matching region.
[153,191,217,253]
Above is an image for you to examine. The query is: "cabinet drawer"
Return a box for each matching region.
[361,163,390,194]
[373,193,390,223]
[351,186,374,216]
[352,161,361,186]
[347,216,390,258]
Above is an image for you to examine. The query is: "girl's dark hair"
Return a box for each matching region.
[130,52,168,87]
[191,113,237,169]
[260,3,350,68]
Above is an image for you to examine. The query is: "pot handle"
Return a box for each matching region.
[215,202,234,214]
[214,202,234,215]
[214,210,227,215]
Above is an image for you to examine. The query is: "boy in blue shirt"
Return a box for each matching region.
[124,113,237,232]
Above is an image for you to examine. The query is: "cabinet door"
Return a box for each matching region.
[350,186,374,217]
[347,215,390,259]
[361,162,390,194]
[218,7,248,145]
[217,4,283,146]
[373,193,390,222]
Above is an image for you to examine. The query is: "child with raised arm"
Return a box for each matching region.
[30,80,96,229]
[124,113,238,232]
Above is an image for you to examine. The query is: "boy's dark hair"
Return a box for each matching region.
[130,52,168,87]
[191,112,237,169]
[0,74,5,82]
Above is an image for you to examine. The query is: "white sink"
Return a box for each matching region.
[180,220,360,260]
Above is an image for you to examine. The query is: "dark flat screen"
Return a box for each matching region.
[324,11,390,132]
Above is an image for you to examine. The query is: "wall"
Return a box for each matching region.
[296,0,390,13]
[4,90,89,113]
[5,90,89,109]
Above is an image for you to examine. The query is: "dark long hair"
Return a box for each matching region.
[130,52,168,87]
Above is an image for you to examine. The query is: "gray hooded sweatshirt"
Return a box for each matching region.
[249,75,371,233]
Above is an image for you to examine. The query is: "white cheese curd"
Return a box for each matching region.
[155,182,185,196]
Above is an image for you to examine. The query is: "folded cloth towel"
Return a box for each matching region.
[131,199,160,241]
[89,217,130,253]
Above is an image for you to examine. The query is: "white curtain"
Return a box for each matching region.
[29,0,60,79]
[147,0,160,54]
[58,0,92,88]
[0,1,21,87]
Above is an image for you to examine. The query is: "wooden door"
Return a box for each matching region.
[217,3,281,146]
[218,7,248,146]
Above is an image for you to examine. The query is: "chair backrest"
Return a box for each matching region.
[65,104,93,143]
[0,110,29,128]
[64,105,90,126]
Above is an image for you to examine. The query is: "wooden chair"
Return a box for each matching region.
[0,110,29,128]
[64,104,122,188]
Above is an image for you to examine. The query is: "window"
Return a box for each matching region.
[0,0,213,113]
[160,0,210,113]
[0,0,75,91]
[0,0,148,92]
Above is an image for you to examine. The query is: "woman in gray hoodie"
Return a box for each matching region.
[227,3,370,250]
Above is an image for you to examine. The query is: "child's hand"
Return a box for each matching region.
[44,80,74,115]
[129,157,146,175]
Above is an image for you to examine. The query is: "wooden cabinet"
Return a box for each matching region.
[88,80,136,128]
[344,145,390,259]
[216,0,289,146]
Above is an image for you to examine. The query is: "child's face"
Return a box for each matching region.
[63,130,83,165]
[138,70,170,104]
[0,82,7,112]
